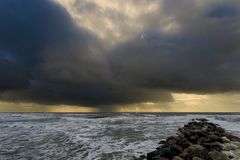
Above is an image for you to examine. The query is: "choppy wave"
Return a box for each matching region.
[0,113,239,160]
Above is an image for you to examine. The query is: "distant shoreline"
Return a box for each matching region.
[0,112,240,114]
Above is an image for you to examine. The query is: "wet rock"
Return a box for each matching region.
[199,137,212,143]
[221,137,230,143]
[221,143,238,151]
[192,129,207,137]
[195,118,209,122]
[234,151,240,157]
[154,158,169,160]
[180,140,192,148]
[146,154,169,160]
[148,148,174,159]
[225,133,240,141]
[182,144,208,159]
[218,126,226,132]
[200,142,222,151]
[209,151,229,160]
[207,135,222,142]
[189,135,199,143]
[222,151,237,159]
[140,155,147,159]
[134,155,146,160]
[145,119,240,160]
[147,151,161,160]
[172,144,184,154]
[165,136,178,145]
[148,143,184,160]
[159,140,166,144]
[172,156,184,160]
[192,157,203,160]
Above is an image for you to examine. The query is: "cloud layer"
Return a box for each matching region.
[0,0,240,108]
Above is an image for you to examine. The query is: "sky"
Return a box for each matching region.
[0,0,240,112]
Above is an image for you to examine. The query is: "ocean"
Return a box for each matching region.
[0,113,239,160]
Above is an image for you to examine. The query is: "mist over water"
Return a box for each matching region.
[0,113,239,160]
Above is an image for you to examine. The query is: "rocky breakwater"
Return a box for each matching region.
[137,118,240,160]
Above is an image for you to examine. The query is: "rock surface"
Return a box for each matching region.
[135,118,240,160]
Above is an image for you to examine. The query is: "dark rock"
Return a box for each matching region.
[221,137,230,143]
[195,118,209,122]
[145,119,239,160]
[172,156,184,160]
[200,142,222,151]
[207,135,223,143]
[182,144,208,159]
[192,129,207,137]
[199,137,212,143]
[165,136,177,144]
[149,143,183,160]
[140,155,147,159]
[147,151,170,160]
[189,135,199,143]
[216,127,225,134]
[147,151,160,160]
[148,148,172,159]
[180,140,192,148]
[159,140,166,144]
[192,157,203,160]
[134,155,146,160]
[170,144,184,154]
[154,158,169,160]
[225,133,240,141]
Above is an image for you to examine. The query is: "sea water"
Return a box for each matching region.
[0,113,239,160]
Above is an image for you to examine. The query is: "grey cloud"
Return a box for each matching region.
[0,0,240,108]
[0,0,173,107]
[109,1,240,93]
[208,5,239,18]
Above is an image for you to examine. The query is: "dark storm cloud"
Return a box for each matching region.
[0,0,172,107]
[0,57,29,91]
[0,0,77,64]
[0,0,240,108]
[0,0,83,91]
[109,2,240,93]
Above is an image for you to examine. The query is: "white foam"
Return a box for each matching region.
[0,113,240,160]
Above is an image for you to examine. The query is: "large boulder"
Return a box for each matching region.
[180,144,208,159]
